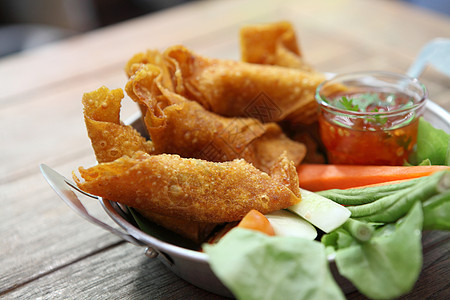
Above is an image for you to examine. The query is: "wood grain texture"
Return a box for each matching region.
[4,243,225,299]
[1,0,449,299]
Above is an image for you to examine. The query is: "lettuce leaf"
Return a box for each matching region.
[422,190,450,230]
[204,228,345,300]
[333,202,423,299]
[409,117,450,165]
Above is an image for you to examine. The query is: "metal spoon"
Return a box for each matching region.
[407,38,450,78]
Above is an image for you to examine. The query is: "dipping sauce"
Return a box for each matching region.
[316,72,427,165]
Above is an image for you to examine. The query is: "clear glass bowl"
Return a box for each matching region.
[316,71,427,165]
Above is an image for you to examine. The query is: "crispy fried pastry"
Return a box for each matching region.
[136,209,217,243]
[124,50,174,116]
[163,45,325,125]
[74,152,301,223]
[268,152,302,197]
[290,123,326,164]
[124,50,174,89]
[126,64,306,172]
[82,86,214,242]
[77,23,323,242]
[82,86,154,163]
[240,21,312,71]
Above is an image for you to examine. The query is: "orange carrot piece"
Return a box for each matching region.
[237,209,275,236]
[297,164,449,191]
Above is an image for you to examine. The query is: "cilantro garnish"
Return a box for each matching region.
[330,93,416,128]
[338,96,360,112]
[334,93,397,126]
[366,108,388,125]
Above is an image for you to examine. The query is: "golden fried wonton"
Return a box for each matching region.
[125,64,306,172]
[82,86,214,242]
[82,86,154,163]
[240,21,312,71]
[124,50,175,117]
[268,152,302,198]
[124,50,174,88]
[74,152,301,223]
[76,22,327,242]
[163,45,325,125]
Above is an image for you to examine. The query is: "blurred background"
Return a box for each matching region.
[0,0,449,58]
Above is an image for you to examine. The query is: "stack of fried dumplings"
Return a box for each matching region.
[74,21,326,243]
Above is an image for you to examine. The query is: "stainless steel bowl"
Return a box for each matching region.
[41,99,448,298]
[98,99,449,298]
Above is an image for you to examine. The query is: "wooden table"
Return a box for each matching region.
[1,0,449,299]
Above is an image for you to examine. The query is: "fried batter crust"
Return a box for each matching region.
[82,86,154,163]
[164,45,325,125]
[126,64,306,172]
[240,21,312,71]
[74,152,301,223]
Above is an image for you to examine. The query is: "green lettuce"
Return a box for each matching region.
[204,228,345,300]
[409,117,450,165]
[330,202,423,299]
[422,190,450,230]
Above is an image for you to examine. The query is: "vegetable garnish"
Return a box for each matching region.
[346,170,449,223]
[297,164,449,191]
[408,117,450,166]
[333,92,414,114]
[203,170,449,300]
[287,188,350,233]
[265,210,317,240]
[336,96,360,112]
[324,202,423,299]
[325,92,416,129]
[318,169,449,205]
[422,190,450,230]
[320,170,449,298]
[237,209,275,236]
[204,228,345,300]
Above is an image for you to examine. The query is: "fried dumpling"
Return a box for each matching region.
[163,45,325,125]
[124,50,175,116]
[82,86,154,163]
[125,64,306,172]
[74,152,301,223]
[240,21,312,71]
[82,86,215,242]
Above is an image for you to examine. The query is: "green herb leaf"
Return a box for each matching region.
[333,202,423,299]
[205,228,345,300]
[338,96,360,112]
[422,190,450,230]
[417,158,432,166]
[366,108,388,126]
[409,117,450,165]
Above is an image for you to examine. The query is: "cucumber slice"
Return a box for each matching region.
[265,210,317,240]
[287,189,351,233]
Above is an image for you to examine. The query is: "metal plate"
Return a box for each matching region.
[101,100,449,297]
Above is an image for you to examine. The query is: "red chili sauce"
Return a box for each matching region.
[318,92,419,165]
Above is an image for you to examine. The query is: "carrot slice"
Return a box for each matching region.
[237,209,275,236]
[297,164,449,191]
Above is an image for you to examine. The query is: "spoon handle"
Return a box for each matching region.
[407,38,450,78]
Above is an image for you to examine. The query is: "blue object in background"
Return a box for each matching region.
[402,0,450,16]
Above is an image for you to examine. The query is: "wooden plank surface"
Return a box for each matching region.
[1,0,449,299]
[5,243,225,300]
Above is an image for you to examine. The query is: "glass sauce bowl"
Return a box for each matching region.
[316,71,427,165]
